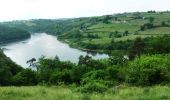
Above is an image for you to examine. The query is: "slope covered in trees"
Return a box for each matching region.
[0,25,30,43]
[0,49,23,85]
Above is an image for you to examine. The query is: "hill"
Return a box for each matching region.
[1,11,170,53]
[0,49,23,86]
[0,25,30,43]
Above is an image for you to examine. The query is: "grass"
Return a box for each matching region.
[79,13,170,46]
[139,27,170,35]
[0,85,170,100]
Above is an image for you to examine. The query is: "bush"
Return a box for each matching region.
[0,66,12,86]
[49,69,72,84]
[78,81,108,93]
[126,55,170,86]
[81,70,118,88]
[81,70,108,84]
[12,68,37,86]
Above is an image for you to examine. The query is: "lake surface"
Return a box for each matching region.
[0,33,108,67]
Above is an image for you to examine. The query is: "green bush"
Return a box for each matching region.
[12,68,37,86]
[50,69,72,84]
[78,81,108,93]
[81,70,118,87]
[126,55,170,86]
[0,50,23,86]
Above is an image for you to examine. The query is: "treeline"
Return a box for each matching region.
[1,53,169,93]
[71,36,170,56]
[0,25,30,43]
[0,36,170,93]
[1,19,68,35]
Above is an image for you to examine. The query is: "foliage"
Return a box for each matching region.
[12,68,37,86]
[0,25,30,43]
[128,37,145,60]
[78,81,108,93]
[126,55,170,86]
[0,50,23,86]
[0,11,170,95]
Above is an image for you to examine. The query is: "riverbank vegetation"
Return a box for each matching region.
[0,36,170,92]
[0,11,170,99]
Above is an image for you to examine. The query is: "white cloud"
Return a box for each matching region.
[0,0,170,21]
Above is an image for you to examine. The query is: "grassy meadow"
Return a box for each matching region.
[0,85,170,100]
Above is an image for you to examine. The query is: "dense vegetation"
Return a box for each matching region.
[0,11,170,99]
[0,25,30,43]
[0,36,170,93]
[0,50,23,86]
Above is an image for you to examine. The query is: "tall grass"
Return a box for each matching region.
[0,85,169,100]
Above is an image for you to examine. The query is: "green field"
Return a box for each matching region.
[55,12,170,51]
[0,85,170,100]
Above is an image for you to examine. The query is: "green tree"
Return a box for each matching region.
[12,68,37,86]
[126,55,170,86]
[128,37,145,60]
[149,17,155,23]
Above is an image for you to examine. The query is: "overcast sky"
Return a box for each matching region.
[0,0,170,21]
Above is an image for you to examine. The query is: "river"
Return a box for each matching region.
[0,33,108,67]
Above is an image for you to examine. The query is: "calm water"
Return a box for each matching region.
[0,33,108,67]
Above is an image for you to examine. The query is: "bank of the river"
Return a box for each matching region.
[0,36,31,45]
[57,38,110,54]
[0,25,31,44]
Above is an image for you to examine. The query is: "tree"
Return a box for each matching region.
[161,21,167,26]
[78,55,92,65]
[103,15,112,24]
[149,17,155,23]
[114,17,118,21]
[12,68,37,86]
[123,31,129,36]
[111,38,115,44]
[126,55,170,86]
[140,25,145,31]
[0,66,12,85]
[109,32,113,38]
[128,37,145,60]
[27,58,36,67]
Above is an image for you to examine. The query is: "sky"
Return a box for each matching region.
[0,0,170,21]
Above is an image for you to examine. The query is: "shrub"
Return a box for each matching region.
[78,81,108,93]
[81,70,118,87]
[126,55,170,86]
[49,69,72,84]
[12,68,37,86]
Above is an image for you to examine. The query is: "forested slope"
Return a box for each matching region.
[0,49,23,85]
[0,25,30,43]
